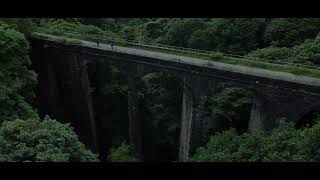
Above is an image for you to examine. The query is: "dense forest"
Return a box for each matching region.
[1,18,320,162]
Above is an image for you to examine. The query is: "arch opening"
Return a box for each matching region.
[200,86,255,145]
[295,109,320,129]
[137,72,184,162]
[87,62,129,161]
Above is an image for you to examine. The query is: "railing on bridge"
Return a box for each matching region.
[33,27,320,71]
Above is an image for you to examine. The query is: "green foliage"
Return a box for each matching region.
[136,18,320,56]
[37,26,320,78]
[42,19,81,35]
[0,18,35,36]
[77,18,152,37]
[291,35,320,65]
[35,18,320,57]
[0,22,38,122]
[205,18,267,54]
[209,52,225,61]
[108,142,140,162]
[0,116,98,162]
[191,119,320,162]
[77,24,105,35]
[163,18,206,47]
[36,19,120,47]
[0,21,97,162]
[137,73,182,160]
[138,73,182,145]
[191,129,243,162]
[249,33,320,65]
[142,20,164,38]
[248,46,294,63]
[134,18,268,54]
[120,26,136,40]
[141,19,168,43]
[119,24,144,40]
[78,18,113,29]
[264,18,320,47]
[202,88,254,144]
[35,18,320,75]
[298,119,320,161]
[188,28,213,50]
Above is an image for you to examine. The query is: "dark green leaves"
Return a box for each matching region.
[0,22,38,122]
[202,88,254,143]
[108,142,140,162]
[0,116,99,162]
[191,119,320,162]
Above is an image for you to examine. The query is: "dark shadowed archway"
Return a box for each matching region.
[136,71,186,161]
[87,62,129,161]
[200,85,255,145]
[295,102,320,129]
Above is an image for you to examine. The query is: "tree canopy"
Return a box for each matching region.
[191,118,320,162]
[0,20,98,162]
[0,116,98,162]
[0,22,38,123]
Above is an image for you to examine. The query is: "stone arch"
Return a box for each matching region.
[134,70,190,161]
[85,59,130,161]
[84,55,129,78]
[294,100,320,128]
[202,81,256,136]
[135,68,197,105]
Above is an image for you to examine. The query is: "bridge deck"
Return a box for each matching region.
[33,33,320,87]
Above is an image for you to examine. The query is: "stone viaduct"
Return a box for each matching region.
[30,36,320,161]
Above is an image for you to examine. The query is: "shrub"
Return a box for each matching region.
[264,18,320,47]
[0,18,35,37]
[43,19,80,35]
[248,47,295,63]
[202,88,254,144]
[0,116,99,162]
[209,52,225,61]
[191,118,320,162]
[249,33,320,65]
[77,24,104,35]
[108,142,140,162]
